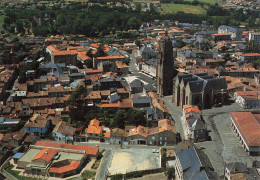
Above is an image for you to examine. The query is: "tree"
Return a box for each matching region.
[96,44,107,57]
[125,109,146,126]
[127,17,141,30]
[135,39,142,47]
[84,59,93,68]
[66,85,88,108]
[112,109,126,128]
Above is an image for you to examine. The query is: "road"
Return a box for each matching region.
[161,96,185,140]
[96,149,113,180]
[128,54,156,86]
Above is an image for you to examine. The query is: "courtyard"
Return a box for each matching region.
[108,148,160,175]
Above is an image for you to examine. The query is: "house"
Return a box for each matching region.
[141,58,157,78]
[94,56,126,70]
[225,162,260,180]
[111,61,129,75]
[132,96,151,108]
[110,128,129,144]
[175,146,217,180]
[23,134,40,147]
[182,105,207,142]
[234,91,260,109]
[128,119,177,146]
[212,33,231,41]
[230,112,260,155]
[0,117,21,131]
[128,79,144,94]
[241,53,260,63]
[24,114,51,135]
[85,119,103,141]
[52,121,75,141]
[46,45,77,65]
[249,32,260,45]
[218,25,242,40]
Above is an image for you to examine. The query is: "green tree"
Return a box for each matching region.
[84,59,93,68]
[125,109,146,126]
[96,44,107,57]
[66,85,88,108]
[112,109,126,129]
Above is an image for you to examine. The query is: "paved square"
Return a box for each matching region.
[108,148,160,175]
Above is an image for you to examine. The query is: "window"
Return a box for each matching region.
[152,136,155,140]
[160,137,162,140]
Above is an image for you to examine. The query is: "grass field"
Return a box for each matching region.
[185,0,217,5]
[161,3,206,14]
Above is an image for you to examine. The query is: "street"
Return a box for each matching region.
[128,54,156,86]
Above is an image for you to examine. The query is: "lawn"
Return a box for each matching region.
[6,164,39,180]
[91,159,101,169]
[185,0,217,5]
[81,170,96,179]
[161,3,206,14]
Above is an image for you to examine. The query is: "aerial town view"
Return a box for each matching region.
[0,0,259,179]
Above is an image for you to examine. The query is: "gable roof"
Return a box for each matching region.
[35,141,99,156]
[32,148,57,163]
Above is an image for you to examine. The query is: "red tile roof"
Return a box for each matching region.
[32,148,57,163]
[104,132,110,138]
[85,69,103,74]
[53,50,77,56]
[230,112,260,147]
[49,161,80,173]
[86,119,103,134]
[35,141,99,156]
[242,53,260,57]
[212,33,230,36]
[96,56,125,60]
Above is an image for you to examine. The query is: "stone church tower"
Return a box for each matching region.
[156,34,176,96]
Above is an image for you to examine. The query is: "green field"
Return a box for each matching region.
[185,0,217,5]
[161,3,206,14]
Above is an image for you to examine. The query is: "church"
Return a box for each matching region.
[172,73,228,109]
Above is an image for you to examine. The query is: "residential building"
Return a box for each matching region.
[24,114,51,135]
[85,119,103,141]
[128,119,177,146]
[218,25,242,40]
[234,91,260,109]
[182,105,207,142]
[52,121,75,141]
[175,146,217,180]
[249,32,260,45]
[241,53,260,63]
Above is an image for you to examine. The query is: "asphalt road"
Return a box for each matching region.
[96,149,113,180]
[128,54,156,86]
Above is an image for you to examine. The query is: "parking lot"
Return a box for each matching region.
[108,148,160,175]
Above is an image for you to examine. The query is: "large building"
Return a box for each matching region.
[249,32,260,45]
[156,33,177,96]
[173,73,228,109]
[16,141,99,178]
[230,112,260,156]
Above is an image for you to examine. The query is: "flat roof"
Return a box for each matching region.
[18,149,41,163]
[52,152,84,164]
[230,112,260,147]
